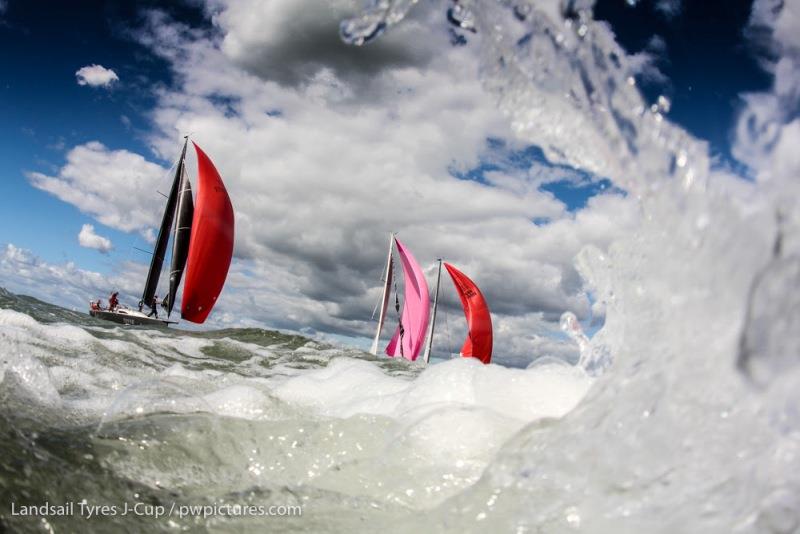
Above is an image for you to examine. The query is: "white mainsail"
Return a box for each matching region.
[370,233,395,355]
[422,259,442,364]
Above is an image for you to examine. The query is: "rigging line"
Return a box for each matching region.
[371,249,389,320]
[371,231,397,320]
[152,142,187,295]
[370,297,381,321]
[444,300,453,359]
[113,144,183,300]
[393,258,405,359]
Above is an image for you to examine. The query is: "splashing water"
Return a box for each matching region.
[340,0,800,532]
[560,311,610,376]
[339,0,421,45]
[3,1,800,532]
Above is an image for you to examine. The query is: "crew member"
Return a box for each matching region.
[147,295,159,318]
[109,292,119,311]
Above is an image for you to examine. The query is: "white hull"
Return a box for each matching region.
[89,306,176,327]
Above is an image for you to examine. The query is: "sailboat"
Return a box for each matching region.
[421,260,493,364]
[89,137,235,326]
[369,234,492,364]
[370,234,430,360]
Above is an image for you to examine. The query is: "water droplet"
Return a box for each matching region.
[560,311,581,335]
[513,4,531,21]
[565,506,582,526]
[447,4,476,33]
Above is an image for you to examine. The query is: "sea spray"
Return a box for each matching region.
[340,0,800,532]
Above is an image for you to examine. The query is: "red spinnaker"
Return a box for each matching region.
[181,142,234,323]
[444,263,493,364]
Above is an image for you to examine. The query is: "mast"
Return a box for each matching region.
[370,233,395,355]
[140,137,189,309]
[422,259,442,364]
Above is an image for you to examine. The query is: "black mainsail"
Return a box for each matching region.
[166,166,194,316]
[140,137,189,310]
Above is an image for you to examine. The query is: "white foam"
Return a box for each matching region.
[0,292,596,516]
[274,356,592,424]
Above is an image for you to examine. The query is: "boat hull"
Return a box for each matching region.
[89,308,176,327]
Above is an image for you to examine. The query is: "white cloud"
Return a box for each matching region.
[27,141,170,236]
[75,64,119,87]
[0,244,141,311]
[205,0,441,90]
[77,224,113,253]
[21,3,639,363]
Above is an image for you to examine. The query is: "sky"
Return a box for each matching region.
[0,0,786,366]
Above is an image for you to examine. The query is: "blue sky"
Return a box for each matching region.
[595,0,771,165]
[0,0,777,363]
[0,1,167,270]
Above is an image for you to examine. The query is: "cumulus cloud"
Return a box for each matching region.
[75,64,119,87]
[27,141,170,236]
[23,3,639,363]
[77,224,113,253]
[0,244,141,311]
[203,0,441,90]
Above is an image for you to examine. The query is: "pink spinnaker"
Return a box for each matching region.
[385,238,430,361]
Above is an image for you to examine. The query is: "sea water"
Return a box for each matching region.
[3,0,800,532]
[0,290,591,532]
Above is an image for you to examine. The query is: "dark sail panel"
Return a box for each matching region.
[140,138,188,308]
[166,173,193,316]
